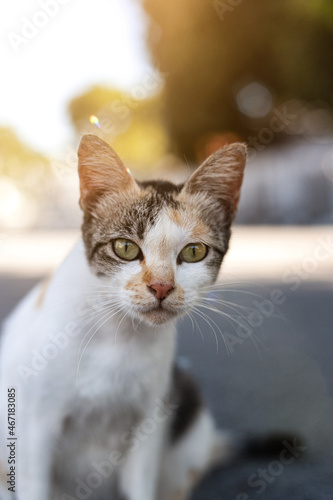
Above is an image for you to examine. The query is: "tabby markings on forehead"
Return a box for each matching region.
[83,177,233,275]
[138,179,184,196]
[87,187,182,245]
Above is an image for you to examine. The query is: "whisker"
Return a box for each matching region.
[191,307,228,355]
[184,308,204,343]
[201,283,268,300]
[201,279,265,289]
[76,299,125,322]
[186,310,196,335]
[33,291,123,320]
[76,306,124,389]
[195,302,245,331]
[207,288,266,300]
[202,296,254,315]
[202,294,288,325]
[193,307,224,352]
[202,303,268,351]
[114,309,131,348]
[77,303,124,357]
[196,303,267,356]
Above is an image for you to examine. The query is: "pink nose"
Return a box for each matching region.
[148,283,174,301]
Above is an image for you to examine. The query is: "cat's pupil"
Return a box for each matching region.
[192,247,195,257]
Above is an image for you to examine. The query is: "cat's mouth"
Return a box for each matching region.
[139,303,178,324]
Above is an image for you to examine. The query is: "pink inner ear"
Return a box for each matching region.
[77,134,139,211]
[183,143,247,213]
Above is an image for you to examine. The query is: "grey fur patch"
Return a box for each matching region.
[168,365,203,444]
[52,400,142,500]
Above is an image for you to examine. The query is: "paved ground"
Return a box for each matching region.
[179,280,333,500]
[0,227,332,499]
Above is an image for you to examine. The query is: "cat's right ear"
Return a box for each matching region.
[77,134,139,212]
[181,143,247,219]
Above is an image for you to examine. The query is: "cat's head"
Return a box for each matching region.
[78,135,246,326]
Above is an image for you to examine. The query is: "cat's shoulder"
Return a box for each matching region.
[1,238,90,334]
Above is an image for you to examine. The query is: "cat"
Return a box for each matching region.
[0,134,247,500]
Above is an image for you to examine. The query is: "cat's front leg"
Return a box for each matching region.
[119,415,168,500]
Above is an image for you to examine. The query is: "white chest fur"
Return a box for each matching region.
[0,240,177,424]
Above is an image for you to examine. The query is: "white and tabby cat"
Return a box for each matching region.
[0,135,246,500]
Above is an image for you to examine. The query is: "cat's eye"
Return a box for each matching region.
[179,243,208,263]
[113,239,141,261]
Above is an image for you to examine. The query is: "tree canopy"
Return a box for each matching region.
[69,86,168,171]
[143,0,333,160]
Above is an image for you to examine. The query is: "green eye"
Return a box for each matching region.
[179,243,208,263]
[113,239,141,261]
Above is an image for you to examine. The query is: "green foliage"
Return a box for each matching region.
[0,127,48,184]
[143,0,333,160]
[69,86,169,170]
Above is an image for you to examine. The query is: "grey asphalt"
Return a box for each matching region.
[1,274,332,499]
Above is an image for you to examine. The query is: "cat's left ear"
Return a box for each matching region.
[77,134,139,212]
[182,143,247,218]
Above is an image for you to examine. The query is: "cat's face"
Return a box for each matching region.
[78,135,246,326]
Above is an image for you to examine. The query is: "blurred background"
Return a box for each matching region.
[1,1,333,498]
[1,0,333,230]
